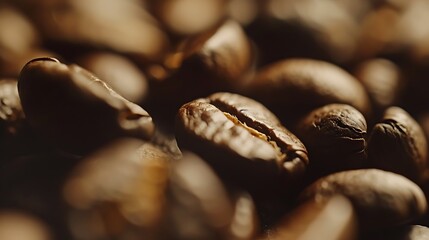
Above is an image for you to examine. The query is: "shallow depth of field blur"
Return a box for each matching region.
[2,0,429,240]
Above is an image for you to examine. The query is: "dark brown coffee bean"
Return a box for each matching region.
[300,169,427,232]
[354,58,403,117]
[148,0,227,36]
[18,57,155,155]
[246,59,371,125]
[261,195,357,240]
[175,92,308,197]
[295,104,367,179]
[146,20,255,124]
[367,107,428,184]
[245,1,359,66]
[75,52,148,104]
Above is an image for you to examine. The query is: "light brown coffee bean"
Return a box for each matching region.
[300,169,427,231]
[175,92,308,197]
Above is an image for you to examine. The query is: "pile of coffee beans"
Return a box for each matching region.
[2,0,429,239]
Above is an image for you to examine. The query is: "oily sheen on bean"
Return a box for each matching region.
[175,92,308,197]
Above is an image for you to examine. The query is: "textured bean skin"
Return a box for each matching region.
[176,92,308,197]
[18,57,154,155]
[368,107,428,184]
[295,104,367,178]
[300,169,427,232]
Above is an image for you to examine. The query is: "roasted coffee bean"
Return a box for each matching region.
[245,0,359,66]
[295,104,367,179]
[18,57,155,155]
[246,59,371,125]
[148,0,227,36]
[175,92,309,197]
[261,195,357,240]
[146,20,255,124]
[20,0,170,63]
[64,139,252,239]
[75,52,148,104]
[367,106,428,184]
[300,169,427,232]
[354,58,403,118]
[0,5,39,60]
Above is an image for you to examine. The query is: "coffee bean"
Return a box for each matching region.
[148,0,227,36]
[18,57,155,155]
[300,169,427,231]
[367,107,428,184]
[22,0,170,63]
[353,58,403,118]
[295,104,367,179]
[146,20,255,124]
[64,139,250,239]
[75,52,148,104]
[175,92,308,197]
[245,1,359,66]
[261,195,357,240]
[246,59,371,125]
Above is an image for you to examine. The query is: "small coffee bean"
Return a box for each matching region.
[300,169,427,231]
[175,92,308,197]
[295,104,367,179]
[261,195,357,240]
[246,59,371,125]
[148,0,227,36]
[18,57,155,155]
[354,58,403,117]
[245,1,359,65]
[75,52,148,104]
[367,106,428,184]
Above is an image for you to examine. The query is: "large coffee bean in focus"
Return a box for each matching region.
[175,92,309,197]
[18,57,154,155]
[300,169,427,232]
[367,106,428,184]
